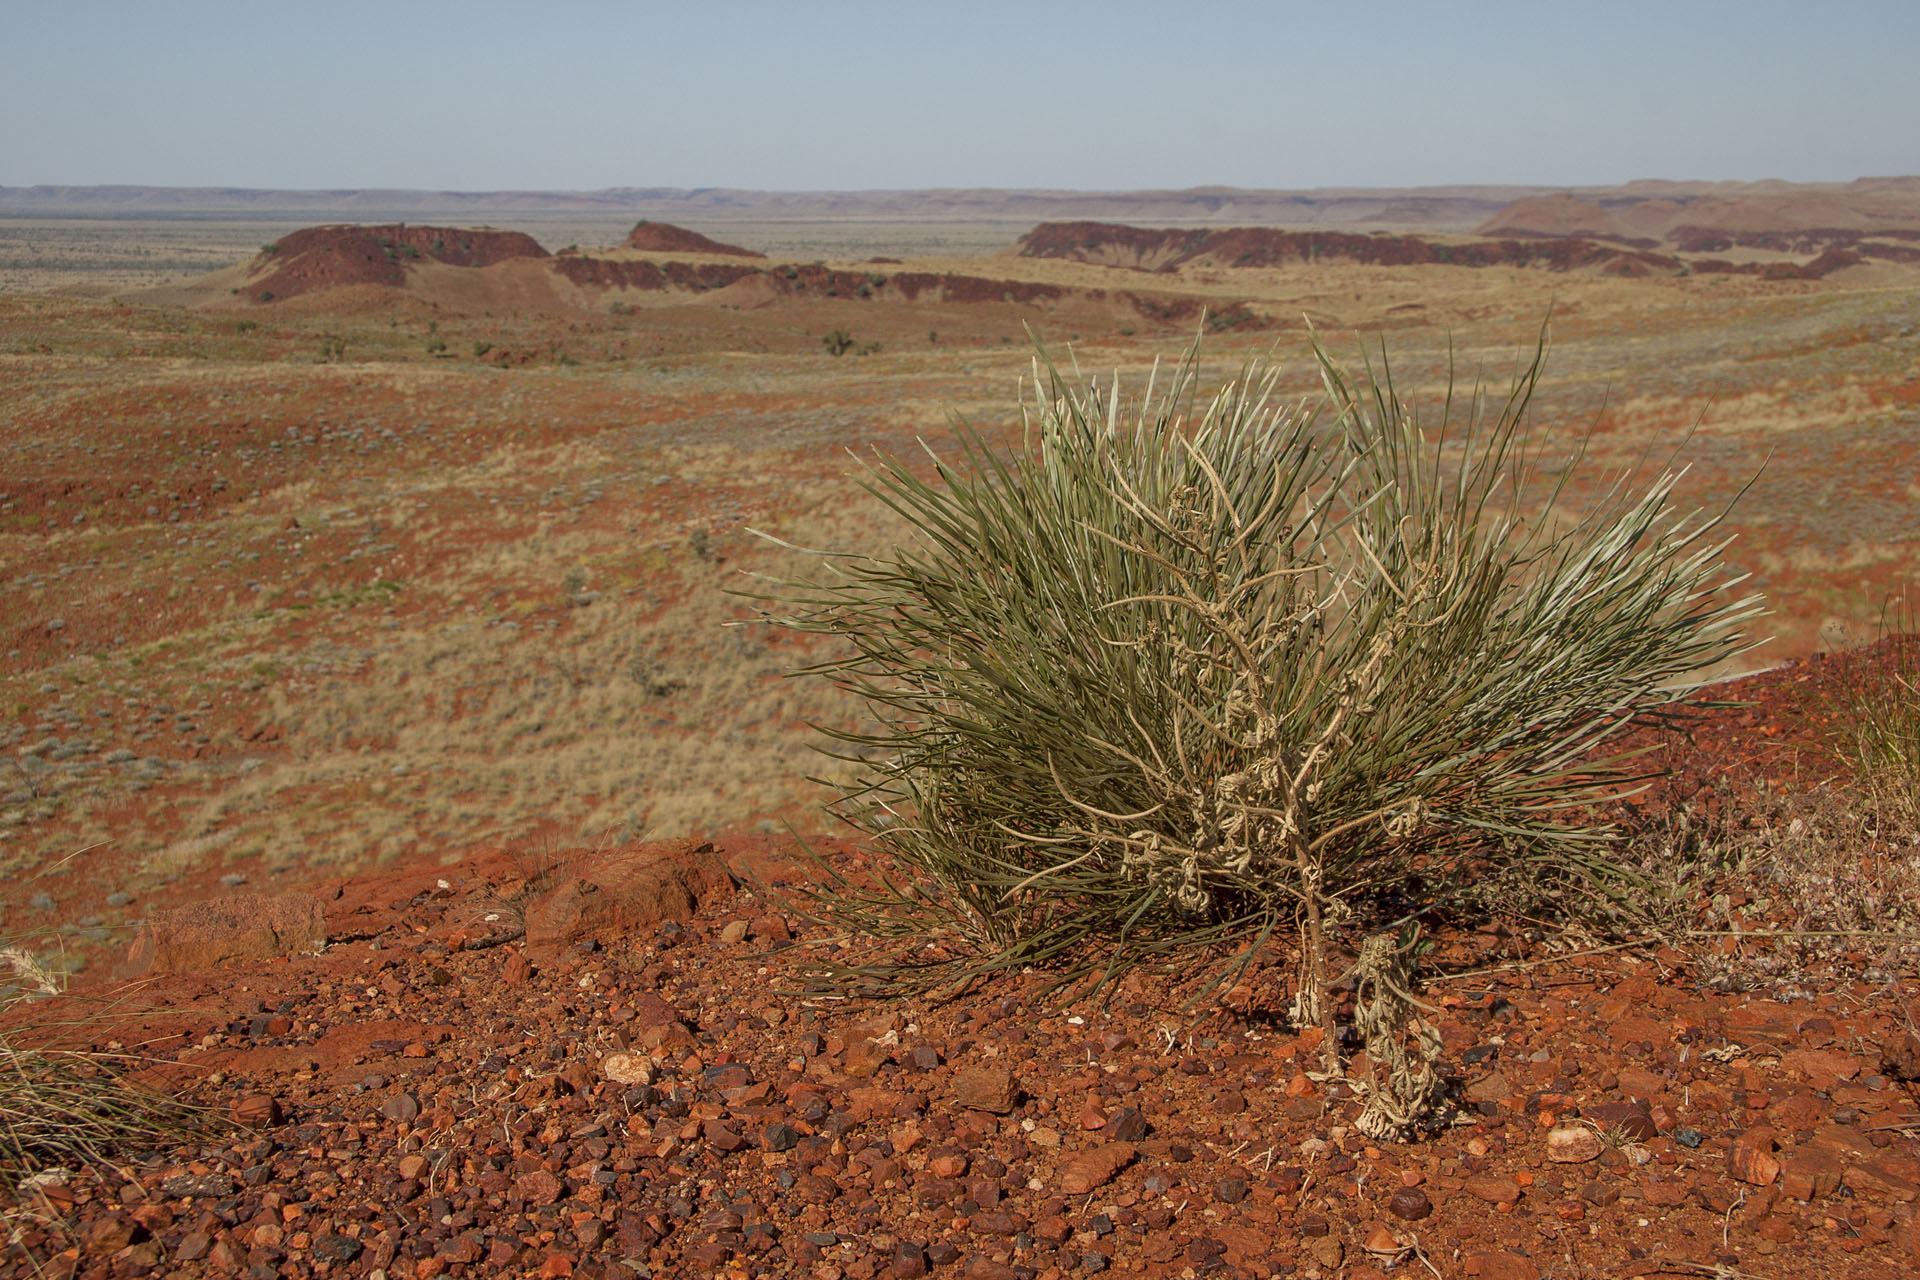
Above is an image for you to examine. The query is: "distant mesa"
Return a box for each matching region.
[624,220,764,258]
[1474,193,1642,243]
[246,224,548,303]
[1013,221,1684,276]
[1475,184,1920,263]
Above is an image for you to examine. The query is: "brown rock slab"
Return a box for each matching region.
[125,893,326,973]
[1466,1252,1540,1280]
[1783,1047,1863,1090]
[523,840,732,947]
[1465,1174,1523,1206]
[1781,1148,1845,1201]
[953,1066,1019,1114]
[1058,1142,1137,1195]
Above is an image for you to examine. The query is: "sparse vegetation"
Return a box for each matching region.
[822,328,855,357]
[1829,610,1920,832]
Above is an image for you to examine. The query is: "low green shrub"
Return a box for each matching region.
[758,331,1763,1025]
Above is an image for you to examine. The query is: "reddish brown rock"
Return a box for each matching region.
[1465,1252,1540,1280]
[1059,1142,1137,1195]
[953,1066,1019,1114]
[844,1038,891,1079]
[1729,1127,1782,1187]
[230,1095,282,1129]
[1782,1148,1845,1201]
[516,1170,564,1205]
[1783,1047,1863,1090]
[1465,1174,1523,1206]
[523,840,732,947]
[125,893,326,973]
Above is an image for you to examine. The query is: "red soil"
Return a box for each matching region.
[624,221,764,258]
[246,225,549,303]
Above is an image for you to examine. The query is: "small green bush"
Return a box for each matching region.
[758,331,1762,1013]
[822,329,855,357]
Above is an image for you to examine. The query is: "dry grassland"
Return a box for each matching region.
[1,224,1916,972]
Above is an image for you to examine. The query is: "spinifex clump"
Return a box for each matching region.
[759,330,1762,1064]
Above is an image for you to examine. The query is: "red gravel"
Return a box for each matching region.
[7,650,1920,1279]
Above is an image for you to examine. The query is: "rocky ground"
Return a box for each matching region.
[5,648,1920,1280]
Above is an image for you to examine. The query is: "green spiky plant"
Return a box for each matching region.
[755,329,1763,1044]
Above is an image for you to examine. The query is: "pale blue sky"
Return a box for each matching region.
[5,0,1915,191]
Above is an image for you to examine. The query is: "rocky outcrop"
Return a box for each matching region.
[624,221,764,257]
[125,892,327,973]
[246,225,548,302]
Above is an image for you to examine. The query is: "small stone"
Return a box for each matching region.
[1106,1106,1149,1142]
[1216,1174,1248,1204]
[953,1066,1019,1114]
[719,919,751,944]
[1781,1148,1844,1201]
[600,1052,653,1085]
[703,1120,748,1152]
[1580,1180,1620,1207]
[160,1172,234,1199]
[398,1154,430,1180]
[313,1234,362,1263]
[1306,1236,1343,1269]
[892,1241,929,1279]
[1545,1125,1603,1164]
[1363,1225,1403,1256]
[516,1170,564,1205]
[1466,1251,1540,1280]
[231,1095,281,1130]
[1059,1143,1136,1195]
[1388,1187,1433,1220]
[1729,1127,1781,1187]
[762,1123,801,1152]
[844,1038,890,1078]
[502,952,532,985]
[1465,1174,1523,1206]
[1467,1072,1514,1102]
[381,1092,421,1124]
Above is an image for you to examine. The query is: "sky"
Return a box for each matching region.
[5,0,1917,193]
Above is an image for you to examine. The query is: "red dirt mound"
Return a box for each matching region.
[246,225,548,303]
[624,221,764,258]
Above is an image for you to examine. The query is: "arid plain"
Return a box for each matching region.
[5,207,1917,928]
[4,189,1920,1277]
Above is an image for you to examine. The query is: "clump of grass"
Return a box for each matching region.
[1829,610,1920,833]
[0,945,216,1192]
[756,328,1763,1030]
